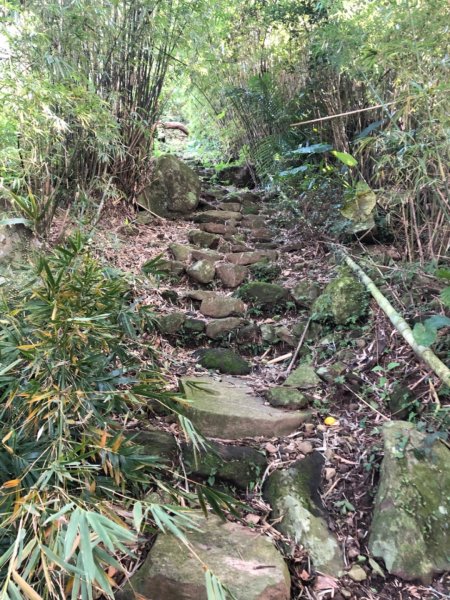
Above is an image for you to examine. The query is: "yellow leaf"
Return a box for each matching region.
[2,479,21,489]
[111,435,123,452]
[99,430,108,449]
[2,431,13,444]
[324,417,338,427]
[17,343,43,351]
[12,570,44,600]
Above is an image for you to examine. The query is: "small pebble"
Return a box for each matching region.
[265,442,277,454]
[341,589,352,599]
[297,441,314,454]
[347,565,367,582]
[325,467,336,480]
[304,423,315,434]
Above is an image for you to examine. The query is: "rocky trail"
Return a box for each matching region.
[51,157,449,600]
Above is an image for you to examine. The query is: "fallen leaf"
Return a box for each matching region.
[314,574,339,590]
[369,557,385,578]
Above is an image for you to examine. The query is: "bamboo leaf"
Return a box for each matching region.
[331,150,358,167]
[11,571,43,600]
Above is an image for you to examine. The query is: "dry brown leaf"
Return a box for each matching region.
[314,574,339,591]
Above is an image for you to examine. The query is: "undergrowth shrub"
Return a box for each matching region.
[0,234,235,599]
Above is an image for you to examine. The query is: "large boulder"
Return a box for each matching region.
[118,512,290,600]
[263,453,344,576]
[138,155,201,216]
[369,421,450,583]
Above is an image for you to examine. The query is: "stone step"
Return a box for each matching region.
[218,201,241,213]
[181,375,310,439]
[118,512,290,600]
[226,250,277,265]
[193,210,243,224]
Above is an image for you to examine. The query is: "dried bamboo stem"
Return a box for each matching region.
[338,249,450,387]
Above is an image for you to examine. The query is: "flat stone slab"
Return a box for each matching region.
[118,512,290,600]
[226,251,273,266]
[180,376,310,439]
[193,210,243,224]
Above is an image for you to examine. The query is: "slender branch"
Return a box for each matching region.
[290,100,400,127]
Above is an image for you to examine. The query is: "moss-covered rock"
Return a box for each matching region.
[169,242,193,263]
[184,318,206,334]
[249,262,282,283]
[291,281,321,307]
[186,259,215,284]
[205,317,243,340]
[236,281,289,306]
[369,421,450,583]
[157,312,187,335]
[263,454,344,576]
[285,363,320,389]
[156,259,185,277]
[196,348,251,375]
[188,229,220,249]
[312,268,368,325]
[138,154,200,216]
[200,295,245,318]
[135,430,265,490]
[266,387,311,408]
[181,442,266,489]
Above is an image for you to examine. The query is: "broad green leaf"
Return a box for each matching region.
[79,514,96,582]
[412,323,437,347]
[425,315,450,330]
[354,120,385,140]
[340,182,376,222]
[435,269,450,281]
[278,165,308,177]
[331,150,358,167]
[441,287,450,308]
[133,501,143,532]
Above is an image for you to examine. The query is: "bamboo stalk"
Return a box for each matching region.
[338,249,450,387]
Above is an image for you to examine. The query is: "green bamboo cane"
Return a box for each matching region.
[338,249,450,388]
